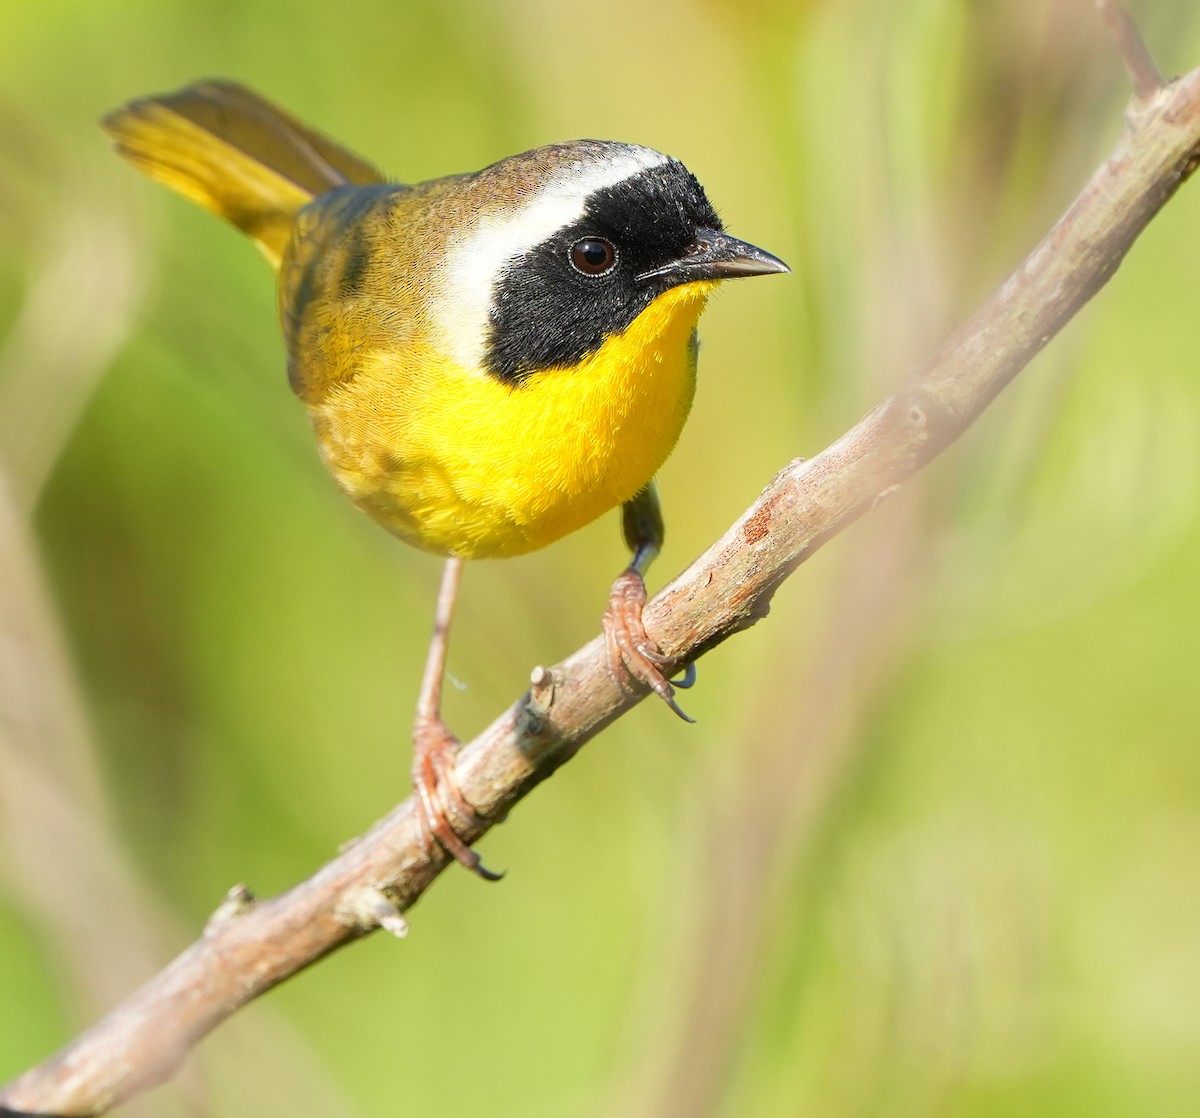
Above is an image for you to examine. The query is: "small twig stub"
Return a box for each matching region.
[1098,0,1166,99]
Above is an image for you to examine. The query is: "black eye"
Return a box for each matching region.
[570,238,617,276]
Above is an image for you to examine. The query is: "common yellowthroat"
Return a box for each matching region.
[104,80,788,879]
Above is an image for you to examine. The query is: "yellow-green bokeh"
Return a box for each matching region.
[3,1,1200,1115]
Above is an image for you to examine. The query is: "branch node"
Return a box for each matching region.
[1098,0,1165,101]
[520,666,556,733]
[204,883,255,934]
[338,886,410,938]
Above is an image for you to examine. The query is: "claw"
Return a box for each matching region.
[663,691,697,724]
[671,662,698,690]
[602,568,694,722]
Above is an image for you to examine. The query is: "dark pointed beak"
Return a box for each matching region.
[637,229,790,285]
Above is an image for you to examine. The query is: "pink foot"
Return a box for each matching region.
[602,568,694,723]
[412,715,503,881]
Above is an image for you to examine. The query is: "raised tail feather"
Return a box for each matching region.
[103,80,384,266]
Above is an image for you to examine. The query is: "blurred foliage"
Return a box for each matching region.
[3,0,1200,1115]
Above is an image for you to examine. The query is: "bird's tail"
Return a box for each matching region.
[103,79,384,266]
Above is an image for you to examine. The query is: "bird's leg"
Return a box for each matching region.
[411,556,503,881]
[602,482,695,722]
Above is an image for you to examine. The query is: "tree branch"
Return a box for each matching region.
[4,16,1196,1117]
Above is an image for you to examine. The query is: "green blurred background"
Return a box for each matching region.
[4,0,1200,1114]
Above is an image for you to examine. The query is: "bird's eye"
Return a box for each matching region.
[570,238,617,276]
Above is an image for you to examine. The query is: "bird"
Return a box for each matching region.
[103,80,788,879]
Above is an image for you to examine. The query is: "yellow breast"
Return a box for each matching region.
[308,281,713,558]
